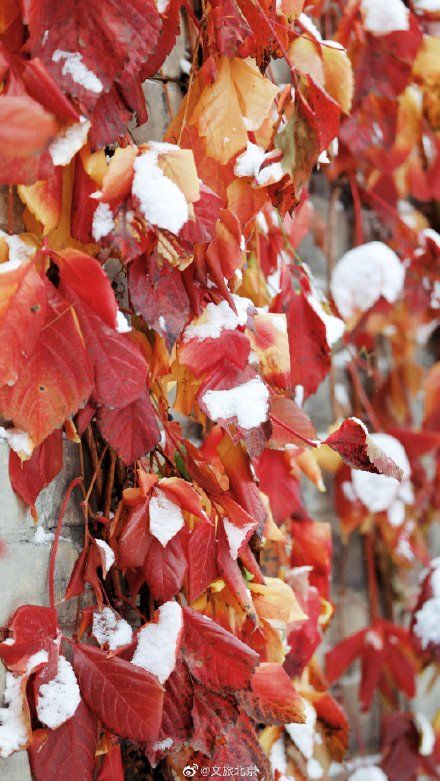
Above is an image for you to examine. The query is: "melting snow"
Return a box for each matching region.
[270,735,287,774]
[132,149,188,234]
[36,656,80,729]
[149,489,185,547]
[49,118,91,166]
[131,601,183,684]
[331,242,404,321]
[92,202,114,241]
[153,737,174,751]
[348,767,388,781]
[0,674,27,758]
[183,295,253,341]
[202,377,270,429]
[35,525,55,545]
[351,433,411,513]
[413,712,435,756]
[235,142,284,185]
[360,0,409,33]
[93,607,133,651]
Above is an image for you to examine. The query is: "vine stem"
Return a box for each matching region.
[349,171,364,246]
[49,477,83,612]
[365,530,380,624]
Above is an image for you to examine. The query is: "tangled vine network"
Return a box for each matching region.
[0,0,439,779]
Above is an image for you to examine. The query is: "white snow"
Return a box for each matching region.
[360,0,410,34]
[413,712,435,756]
[351,433,411,513]
[35,525,54,544]
[270,736,287,774]
[96,540,115,575]
[223,518,255,560]
[131,601,183,684]
[348,767,388,781]
[115,310,132,333]
[430,560,440,597]
[36,656,80,729]
[157,0,170,12]
[365,629,383,650]
[413,598,440,648]
[92,607,133,651]
[149,489,184,547]
[0,231,36,274]
[132,149,188,234]
[183,295,253,341]
[234,142,284,185]
[0,426,33,457]
[331,242,404,321]
[153,737,173,751]
[52,50,103,93]
[285,700,317,759]
[308,758,324,779]
[413,0,440,10]
[92,202,114,241]
[307,294,345,347]
[0,674,27,758]
[202,377,270,429]
[49,117,91,166]
[299,13,322,39]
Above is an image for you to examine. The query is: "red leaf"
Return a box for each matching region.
[196,712,271,777]
[57,250,117,328]
[0,94,57,158]
[23,0,162,114]
[0,280,93,446]
[238,663,305,725]
[179,182,223,243]
[285,288,331,399]
[0,605,58,671]
[0,259,46,387]
[210,0,252,56]
[28,700,97,781]
[181,607,259,692]
[149,657,193,763]
[98,391,160,465]
[325,418,404,479]
[187,521,217,603]
[191,682,238,756]
[73,644,163,743]
[60,286,146,409]
[96,740,124,781]
[255,449,302,524]
[9,428,63,508]
[269,395,318,448]
[143,528,189,602]
[216,519,255,615]
[129,253,190,347]
[118,501,149,569]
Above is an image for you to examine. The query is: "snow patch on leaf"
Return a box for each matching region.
[92,607,133,651]
[0,231,35,274]
[351,433,411,513]
[360,0,409,34]
[96,540,115,575]
[149,488,185,546]
[348,767,388,781]
[413,598,440,649]
[52,50,103,93]
[36,656,81,729]
[49,118,91,166]
[223,518,255,560]
[183,295,253,341]
[0,674,27,758]
[331,242,404,322]
[201,377,270,429]
[92,203,115,241]
[285,700,316,759]
[132,149,189,234]
[0,426,33,457]
[131,601,183,684]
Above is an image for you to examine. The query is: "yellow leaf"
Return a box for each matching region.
[322,45,354,114]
